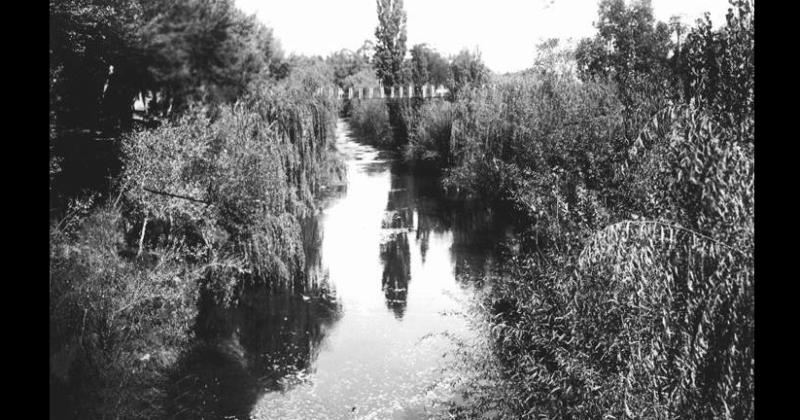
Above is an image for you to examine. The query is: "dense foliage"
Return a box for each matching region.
[49,0,284,133]
[121,70,342,301]
[438,2,754,418]
[327,44,374,89]
[448,49,491,100]
[50,206,201,419]
[49,19,344,417]
[49,0,288,217]
[402,100,455,170]
[575,0,673,84]
[410,43,451,90]
[349,98,394,147]
[347,47,488,149]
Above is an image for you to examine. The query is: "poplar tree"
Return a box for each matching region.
[373,0,407,89]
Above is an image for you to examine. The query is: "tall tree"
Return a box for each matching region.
[356,39,376,63]
[449,48,489,99]
[327,48,371,88]
[426,49,451,86]
[575,0,672,82]
[410,44,430,89]
[140,0,281,113]
[410,44,451,93]
[531,38,577,78]
[373,0,407,89]
[574,0,674,138]
[679,0,753,133]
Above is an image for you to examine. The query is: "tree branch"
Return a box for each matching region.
[579,219,749,267]
[142,187,211,205]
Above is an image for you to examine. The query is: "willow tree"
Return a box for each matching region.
[373,0,407,90]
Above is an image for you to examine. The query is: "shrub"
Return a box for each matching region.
[402,100,454,169]
[446,97,752,420]
[440,6,753,415]
[50,207,200,419]
[120,70,343,302]
[341,68,381,115]
[348,98,393,147]
[51,65,345,418]
[445,74,624,206]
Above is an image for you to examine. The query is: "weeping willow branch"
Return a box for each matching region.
[579,219,749,270]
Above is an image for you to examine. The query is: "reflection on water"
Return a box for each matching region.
[167,286,341,419]
[393,168,515,282]
[169,120,514,419]
[166,217,340,419]
[380,232,411,319]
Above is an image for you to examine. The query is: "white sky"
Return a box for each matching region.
[235,0,733,74]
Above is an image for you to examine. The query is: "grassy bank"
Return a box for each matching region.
[49,67,343,419]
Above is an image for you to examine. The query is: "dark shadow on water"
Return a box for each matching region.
[166,286,341,419]
[379,168,416,319]
[380,162,519,286]
[380,232,411,319]
[361,160,393,175]
[376,161,519,319]
[166,216,341,420]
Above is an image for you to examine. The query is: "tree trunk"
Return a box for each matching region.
[137,216,149,257]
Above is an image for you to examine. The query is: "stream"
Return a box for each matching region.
[169,119,514,419]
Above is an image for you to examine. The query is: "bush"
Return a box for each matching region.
[462,105,753,419]
[439,5,753,415]
[402,100,454,169]
[444,74,624,207]
[120,69,343,302]
[50,207,200,419]
[348,98,393,147]
[51,64,345,418]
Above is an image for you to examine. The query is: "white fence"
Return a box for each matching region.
[315,84,449,100]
